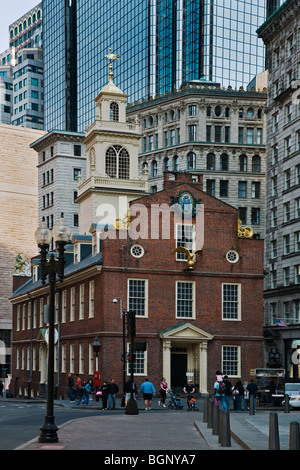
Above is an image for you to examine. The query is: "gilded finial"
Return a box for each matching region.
[238,218,254,238]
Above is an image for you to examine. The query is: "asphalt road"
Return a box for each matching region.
[0,401,101,450]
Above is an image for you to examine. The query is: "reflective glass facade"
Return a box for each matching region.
[43,0,66,131]
[202,0,266,87]
[43,0,283,133]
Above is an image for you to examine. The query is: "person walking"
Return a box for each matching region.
[214,371,227,410]
[232,380,244,412]
[223,375,232,411]
[84,379,93,405]
[100,381,109,410]
[140,378,156,410]
[159,377,169,408]
[107,378,119,409]
[247,379,258,411]
[243,381,249,410]
[67,373,75,402]
[124,379,138,405]
[74,373,82,401]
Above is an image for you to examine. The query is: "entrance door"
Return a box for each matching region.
[171,353,187,391]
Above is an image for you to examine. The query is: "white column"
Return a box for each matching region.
[199,341,208,394]
[162,340,172,386]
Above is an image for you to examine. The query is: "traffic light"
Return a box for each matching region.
[126,311,136,337]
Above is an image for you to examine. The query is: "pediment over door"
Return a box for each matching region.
[159,322,214,342]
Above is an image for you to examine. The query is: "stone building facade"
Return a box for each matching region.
[258,0,300,378]
[30,130,86,240]
[126,79,267,239]
[0,123,45,377]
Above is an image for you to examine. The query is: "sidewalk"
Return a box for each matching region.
[9,396,300,451]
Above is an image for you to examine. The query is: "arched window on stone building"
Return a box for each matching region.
[110,102,119,121]
[105,145,129,179]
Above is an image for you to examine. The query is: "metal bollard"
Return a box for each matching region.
[212,402,220,435]
[207,398,214,428]
[284,394,290,413]
[249,394,255,415]
[269,412,280,450]
[218,409,224,444]
[203,396,208,423]
[289,422,300,450]
[220,410,231,447]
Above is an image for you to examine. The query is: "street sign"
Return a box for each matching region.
[45,328,58,345]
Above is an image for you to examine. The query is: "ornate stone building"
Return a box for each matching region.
[127,78,267,239]
[258,0,300,378]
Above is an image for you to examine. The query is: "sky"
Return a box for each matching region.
[0,0,40,53]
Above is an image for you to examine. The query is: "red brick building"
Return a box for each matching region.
[11,171,264,399]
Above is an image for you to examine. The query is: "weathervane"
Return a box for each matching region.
[105,48,121,81]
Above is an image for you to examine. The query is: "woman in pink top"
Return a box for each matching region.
[160,377,169,408]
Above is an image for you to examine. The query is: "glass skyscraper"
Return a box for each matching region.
[43,0,282,133]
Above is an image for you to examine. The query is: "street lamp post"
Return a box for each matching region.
[35,214,70,443]
[93,336,101,401]
[125,310,139,415]
[113,298,126,407]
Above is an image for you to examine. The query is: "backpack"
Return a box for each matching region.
[217,381,226,395]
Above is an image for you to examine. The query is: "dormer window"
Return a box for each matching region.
[110,102,119,121]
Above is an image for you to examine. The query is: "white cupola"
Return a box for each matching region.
[76,51,148,234]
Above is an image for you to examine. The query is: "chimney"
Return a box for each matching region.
[163,171,203,190]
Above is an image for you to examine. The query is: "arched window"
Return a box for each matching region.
[239,154,247,172]
[105,147,117,177]
[110,102,119,121]
[164,157,169,171]
[105,146,129,179]
[207,153,215,170]
[152,160,158,177]
[118,147,130,179]
[220,153,229,171]
[252,155,261,172]
[173,155,179,171]
[187,152,196,170]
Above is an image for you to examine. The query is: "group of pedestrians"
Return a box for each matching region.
[67,373,119,409]
[214,370,258,412]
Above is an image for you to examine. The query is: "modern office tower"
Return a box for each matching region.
[0,4,43,128]
[127,76,267,238]
[30,130,86,239]
[258,0,300,378]
[43,0,77,132]
[0,50,15,124]
[8,3,42,52]
[43,0,280,133]
[11,48,44,129]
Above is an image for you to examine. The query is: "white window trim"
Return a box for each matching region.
[222,283,241,321]
[126,343,147,376]
[222,345,241,378]
[176,280,196,320]
[89,280,94,318]
[175,223,196,261]
[127,278,148,318]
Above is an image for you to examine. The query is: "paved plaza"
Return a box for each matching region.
[14,397,300,451]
